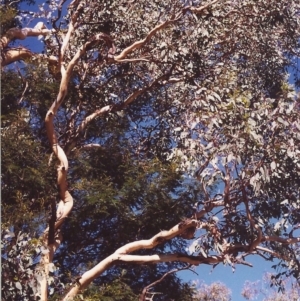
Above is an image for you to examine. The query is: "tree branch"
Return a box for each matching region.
[73,72,170,149]
[262,235,300,244]
[185,0,220,14]
[113,0,219,62]
[256,246,289,261]
[242,187,262,252]
[139,266,192,301]
[61,219,212,300]
[114,18,177,61]
[1,22,51,49]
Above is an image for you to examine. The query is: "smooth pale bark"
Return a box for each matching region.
[40,3,117,300]
[1,47,33,66]
[1,22,51,48]
[0,22,51,66]
[1,48,58,66]
[62,253,221,300]
[61,219,212,301]
[262,235,300,244]
[40,1,85,298]
[61,219,300,301]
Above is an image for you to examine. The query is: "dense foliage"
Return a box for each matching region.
[1,0,300,300]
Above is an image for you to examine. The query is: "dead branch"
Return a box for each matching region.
[17,68,29,104]
[139,265,192,301]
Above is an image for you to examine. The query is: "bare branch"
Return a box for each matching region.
[77,105,112,134]
[17,68,29,104]
[1,47,33,66]
[39,4,91,298]
[114,16,180,61]
[66,33,114,77]
[139,266,192,301]
[113,57,150,63]
[78,144,103,150]
[1,47,58,66]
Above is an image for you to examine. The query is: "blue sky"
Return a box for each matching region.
[178,256,278,300]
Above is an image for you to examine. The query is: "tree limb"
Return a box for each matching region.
[61,219,223,301]
[73,72,170,151]
[139,266,192,301]
[262,235,300,244]
[1,22,51,49]
[242,187,262,252]
[113,0,220,62]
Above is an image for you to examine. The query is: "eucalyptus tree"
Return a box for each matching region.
[1,0,300,300]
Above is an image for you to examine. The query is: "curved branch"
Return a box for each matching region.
[76,72,169,141]
[113,0,219,61]
[1,23,52,65]
[58,0,85,66]
[1,22,51,49]
[186,0,220,14]
[1,46,58,67]
[66,33,114,78]
[61,219,222,301]
[40,4,90,299]
[76,105,112,135]
[62,254,221,301]
[1,47,33,66]
[114,19,176,61]
[41,18,115,301]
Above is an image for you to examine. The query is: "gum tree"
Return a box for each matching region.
[1,0,300,300]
